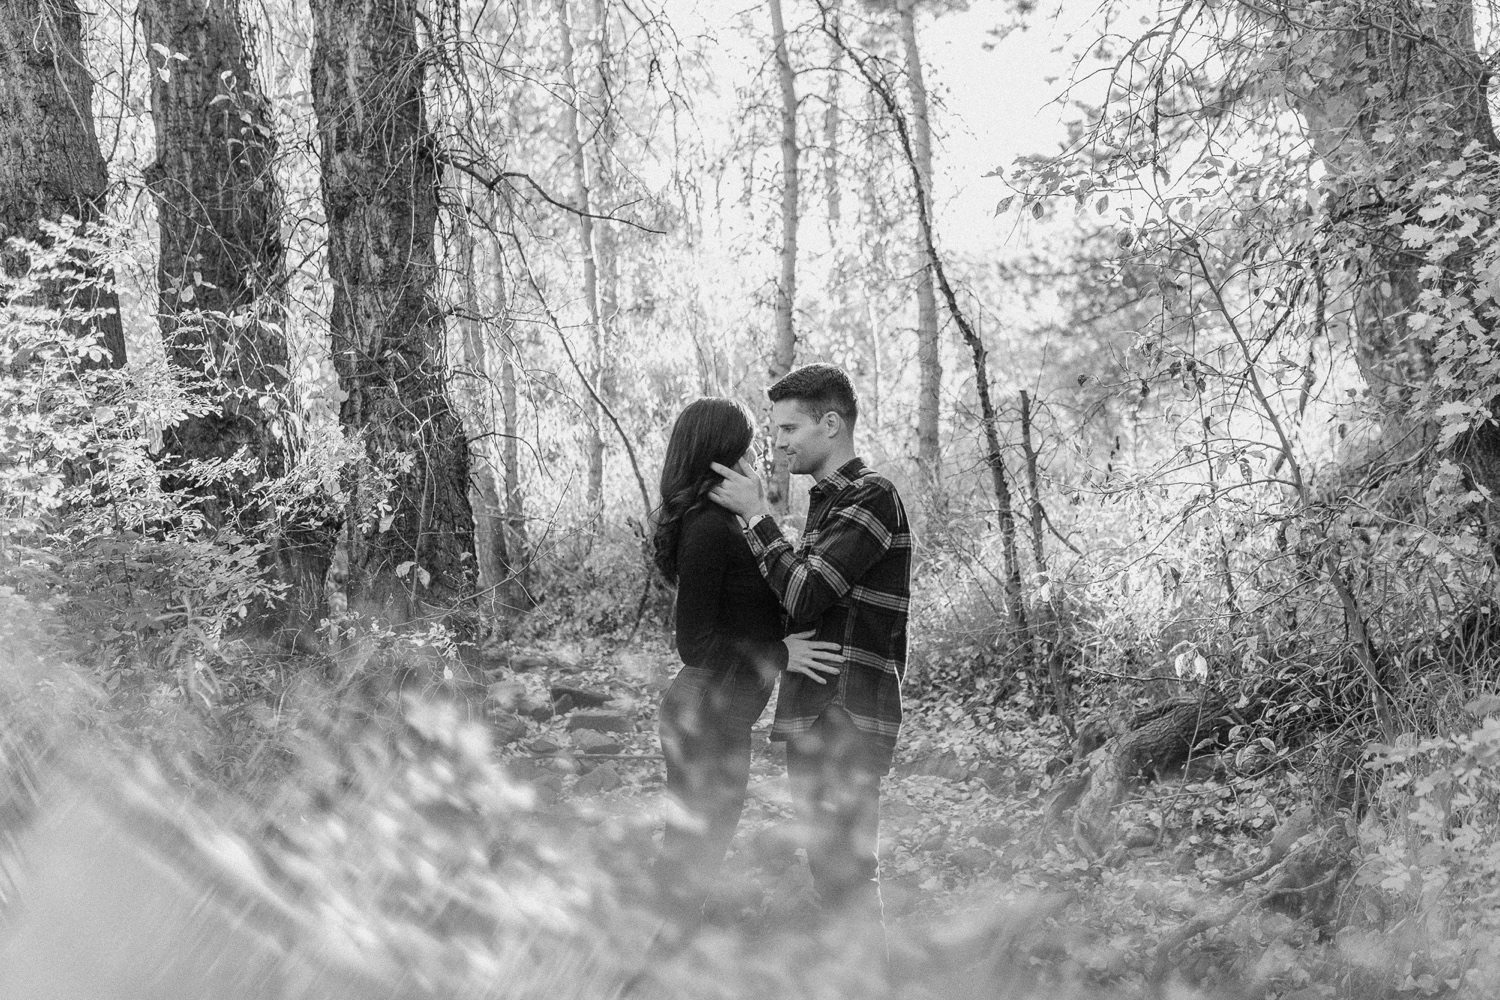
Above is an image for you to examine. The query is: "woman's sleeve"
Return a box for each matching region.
[674,512,787,675]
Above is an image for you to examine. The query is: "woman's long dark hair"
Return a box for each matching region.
[652,397,756,583]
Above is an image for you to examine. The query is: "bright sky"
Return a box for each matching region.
[922,2,1093,252]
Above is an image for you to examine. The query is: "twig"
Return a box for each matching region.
[442,155,666,234]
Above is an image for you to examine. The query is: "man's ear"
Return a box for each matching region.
[821,411,842,438]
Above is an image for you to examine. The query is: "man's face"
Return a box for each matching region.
[771,399,832,476]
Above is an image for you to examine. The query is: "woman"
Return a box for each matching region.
[650,397,840,931]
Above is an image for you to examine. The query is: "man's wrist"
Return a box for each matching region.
[746,511,774,529]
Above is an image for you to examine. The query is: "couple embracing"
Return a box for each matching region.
[650,363,911,950]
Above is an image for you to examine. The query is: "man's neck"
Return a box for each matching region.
[810,444,858,483]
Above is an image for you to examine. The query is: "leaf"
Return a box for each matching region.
[1095,194,1109,213]
[1031,201,1045,220]
[396,561,415,579]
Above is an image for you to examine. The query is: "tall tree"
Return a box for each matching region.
[555,0,608,518]
[895,0,941,483]
[1272,0,1500,488]
[140,0,292,526]
[310,0,475,618]
[767,0,801,514]
[0,0,126,368]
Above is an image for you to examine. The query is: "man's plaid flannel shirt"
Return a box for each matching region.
[745,457,911,771]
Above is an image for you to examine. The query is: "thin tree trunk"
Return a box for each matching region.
[896,0,940,485]
[591,0,620,513]
[555,0,606,519]
[310,0,475,621]
[457,209,508,606]
[140,0,291,529]
[767,0,800,515]
[0,0,126,368]
[498,263,531,614]
[825,7,1032,666]
[823,0,842,236]
[1021,390,1070,732]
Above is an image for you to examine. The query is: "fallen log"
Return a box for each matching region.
[1069,695,1232,857]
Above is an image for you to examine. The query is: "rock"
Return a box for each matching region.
[973,822,1013,848]
[528,736,564,754]
[1124,825,1158,849]
[950,847,994,874]
[520,698,553,722]
[490,712,528,745]
[572,729,623,755]
[566,710,632,734]
[503,758,548,784]
[552,694,577,715]
[574,763,622,796]
[550,684,611,709]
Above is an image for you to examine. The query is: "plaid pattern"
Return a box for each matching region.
[745,457,911,770]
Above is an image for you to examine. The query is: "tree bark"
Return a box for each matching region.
[456,210,508,606]
[0,0,126,368]
[496,248,532,614]
[140,0,291,528]
[1021,390,1071,733]
[1273,0,1500,487]
[896,0,941,484]
[823,1,843,237]
[1071,696,1231,857]
[767,0,800,515]
[310,0,475,620]
[555,0,606,519]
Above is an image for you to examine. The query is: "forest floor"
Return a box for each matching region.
[475,637,1356,1000]
[0,631,1454,999]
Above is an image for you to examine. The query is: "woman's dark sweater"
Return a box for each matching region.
[674,503,789,681]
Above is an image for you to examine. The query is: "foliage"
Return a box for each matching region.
[1,226,282,683]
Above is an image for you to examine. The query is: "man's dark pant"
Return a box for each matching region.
[785,706,886,924]
[656,665,773,930]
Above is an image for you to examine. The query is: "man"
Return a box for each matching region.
[709,363,911,932]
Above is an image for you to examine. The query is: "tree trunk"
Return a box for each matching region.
[896,0,941,485]
[496,246,532,614]
[555,0,606,519]
[456,210,508,607]
[140,0,291,529]
[823,1,843,237]
[1275,0,1500,488]
[310,0,474,620]
[1021,390,1071,733]
[0,0,125,368]
[591,0,619,515]
[767,0,800,515]
[1070,696,1231,857]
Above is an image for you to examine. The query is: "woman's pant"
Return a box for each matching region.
[655,665,773,929]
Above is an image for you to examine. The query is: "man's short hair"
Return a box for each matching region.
[768,363,858,428]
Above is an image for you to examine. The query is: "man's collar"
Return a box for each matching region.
[810,456,867,496]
